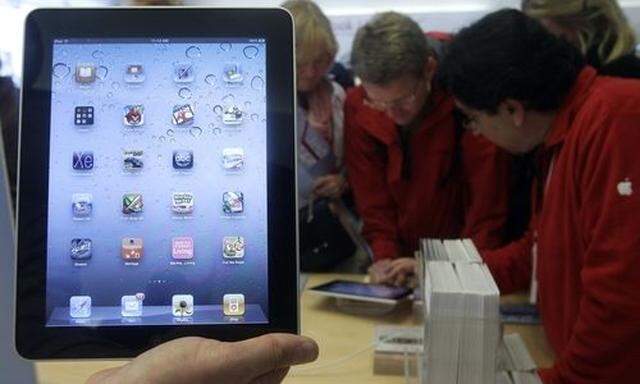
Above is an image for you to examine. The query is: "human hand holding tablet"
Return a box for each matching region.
[86,334,318,384]
[15,7,297,359]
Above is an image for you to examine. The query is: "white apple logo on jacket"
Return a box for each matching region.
[617,178,633,196]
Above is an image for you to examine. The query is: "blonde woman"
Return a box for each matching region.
[281,0,355,271]
[523,0,640,78]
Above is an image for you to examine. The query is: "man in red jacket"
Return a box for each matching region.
[438,9,640,383]
[345,12,510,283]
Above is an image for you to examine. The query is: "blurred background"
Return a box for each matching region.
[2,0,640,84]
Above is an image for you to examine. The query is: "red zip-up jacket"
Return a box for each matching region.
[483,67,640,383]
[344,86,510,261]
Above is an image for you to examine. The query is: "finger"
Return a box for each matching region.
[312,177,330,189]
[375,269,396,285]
[369,270,382,284]
[389,259,406,268]
[394,272,408,287]
[324,187,340,198]
[372,262,392,275]
[225,334,318,378]
[374,259,392,271]
[371,269,391,284]
[391,259,416,274]
[390,257,413,267]
[388,263,413,281]
[250,367,290,384]
[313,185,333,197]
[387,266,410,286]
[326,190,339,199]
[386,263,405,277]
[312,181,327,191]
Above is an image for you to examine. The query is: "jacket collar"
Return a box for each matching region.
[543,66,598,149]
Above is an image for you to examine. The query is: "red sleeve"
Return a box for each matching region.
[460,133,510,250]
[344,92,400,261]
[539,105,640,383]
[481,231,533,295]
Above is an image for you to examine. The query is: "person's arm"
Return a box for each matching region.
[312,83,348,200]
[344,92,400,262]
[87,334,318,384]
[481,231,533,295]
[539,111,640,383]
[460,133,510,250]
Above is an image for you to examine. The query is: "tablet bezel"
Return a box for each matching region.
[15,7,298,359]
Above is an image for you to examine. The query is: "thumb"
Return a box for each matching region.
[312,179,327,189]
[225,334,318,379]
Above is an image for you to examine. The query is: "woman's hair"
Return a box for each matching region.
[281,0,338,65]
[522,0,637,65]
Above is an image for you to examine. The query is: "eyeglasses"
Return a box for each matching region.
[363,77,424,111]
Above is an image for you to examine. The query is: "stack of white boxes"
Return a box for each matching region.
[497,333,542,384]
[418,238,500,384]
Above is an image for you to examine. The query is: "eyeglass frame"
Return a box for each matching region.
[363,75,427,111]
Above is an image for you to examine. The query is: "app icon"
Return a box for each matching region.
[69,296,92,318]
[223,294,245,316]
[121,293,144,317]
[70,238,92,261]
[174,62,194,83]
[223,236,245,259]
[223,63,243,84]
[123,149,144,171]
[222,148,245,171]
[172,294,194,317]
[223,106,243,125]
[123,105,144,127]
[172,192,194,214]
[122,193,143,214]
[72,151,94,170]
[173,150,194,169]
[74,106,94,126]
[124,64,145,83]
[72,193,93,218]
[222,191,244,214]
[122,238,143,261]
[75,63,96,84]
[172,237,194,260]
[171,104,195,125]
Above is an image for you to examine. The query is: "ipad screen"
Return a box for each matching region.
[45,38,269,327]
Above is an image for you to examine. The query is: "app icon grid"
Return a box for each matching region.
[46,39,269,326]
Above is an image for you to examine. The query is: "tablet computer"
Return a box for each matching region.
[15,7,297,359]
[308,280,412,304]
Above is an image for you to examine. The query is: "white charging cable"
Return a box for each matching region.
[290,329,421,376]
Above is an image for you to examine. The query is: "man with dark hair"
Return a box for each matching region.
[439,9,640,383]
[345,12,511,284]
